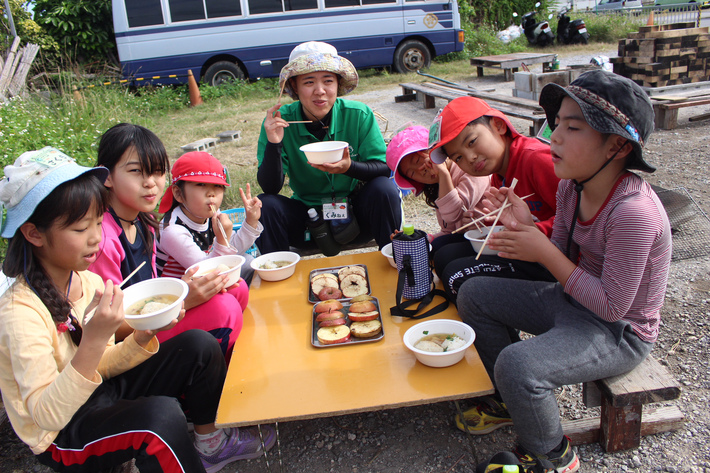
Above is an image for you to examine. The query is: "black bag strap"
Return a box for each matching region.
[389,255,449,319]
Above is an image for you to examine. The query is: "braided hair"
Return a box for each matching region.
[2,173,109,346]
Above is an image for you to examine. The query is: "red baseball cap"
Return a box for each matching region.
[159,151,229,213]
[428,96,519,164]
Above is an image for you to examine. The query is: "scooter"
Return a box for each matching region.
[516,3,555,47]
[556,7,590,45]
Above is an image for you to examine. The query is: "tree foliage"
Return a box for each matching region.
[1,0,59,52]
[32,0,115,62]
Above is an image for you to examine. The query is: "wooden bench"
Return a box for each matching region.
[470,53,557,81]
[396,81,547,136]
[645,81,710,130]
[561,355,684,453]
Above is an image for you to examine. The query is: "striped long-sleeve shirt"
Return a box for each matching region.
[553,173,672,342]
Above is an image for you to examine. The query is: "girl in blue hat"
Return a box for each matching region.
[0,147,273,473]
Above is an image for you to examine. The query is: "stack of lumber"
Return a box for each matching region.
[1,37,40,102]
[611,22,710,87]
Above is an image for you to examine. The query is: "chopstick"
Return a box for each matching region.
[452,192,534,234]
[462,205,483,232]
[83,261,147,323]
[476,178,518,260]
[285,120,314,124]
[210,204,239,252]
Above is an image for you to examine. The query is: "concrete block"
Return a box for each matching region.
[180,137,218,152]
[217,130,242,142]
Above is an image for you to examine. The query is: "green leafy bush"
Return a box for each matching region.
[32,0,115,63]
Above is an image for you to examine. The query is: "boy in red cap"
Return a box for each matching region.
[460,70,671,472]
[429,96,560,305]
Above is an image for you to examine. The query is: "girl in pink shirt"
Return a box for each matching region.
[385,125,490,248]
[89,123,246,359]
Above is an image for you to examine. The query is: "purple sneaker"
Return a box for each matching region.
[199,426,276,473]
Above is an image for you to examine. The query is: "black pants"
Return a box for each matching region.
[37,330,226,473]
[433,240,556,304]
[256,176,402,254]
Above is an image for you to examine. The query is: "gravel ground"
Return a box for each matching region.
[2,49,710,473]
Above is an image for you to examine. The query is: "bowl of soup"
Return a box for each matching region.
[251,251,300,282]
[123,278,189,331]
[464,225,505,256]
[403,319,475,368]
[300,141,348,164]
[186,255,245,288]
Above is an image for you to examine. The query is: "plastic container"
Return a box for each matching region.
[307,208,341,257]
[220,207,260,257]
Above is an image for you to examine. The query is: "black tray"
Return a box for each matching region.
[307,264,371,303]
[311,296,384,348]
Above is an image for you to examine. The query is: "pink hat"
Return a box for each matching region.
[428,97,519,164]
[159,151,229,213]
[386,126,430,196]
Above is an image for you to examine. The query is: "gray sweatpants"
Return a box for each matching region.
[458,276,653,454]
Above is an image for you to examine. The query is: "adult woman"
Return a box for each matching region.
[256,41,401,254]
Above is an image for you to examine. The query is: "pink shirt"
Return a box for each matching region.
[554,173,672,342]
[431,164,491,239]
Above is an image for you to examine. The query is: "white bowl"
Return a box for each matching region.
[381,242,433,269]
[381,243,397,268]
[300,141,348,164]
[464,225,505,256]
[403,319,475,368]
[251,251,300,282]
[186,255,245,288]
[123,278,189,331]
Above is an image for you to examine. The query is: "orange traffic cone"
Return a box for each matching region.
[187,69,204,107]
[72,85,85,108]
[647,10,654,26]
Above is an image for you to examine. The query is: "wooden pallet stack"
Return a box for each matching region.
[612,22,710,87]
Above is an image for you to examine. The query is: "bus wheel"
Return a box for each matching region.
[393,40,431,73]
[204,61,245,86]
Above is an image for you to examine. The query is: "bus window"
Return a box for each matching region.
[248,0,317,14]
[363,0,396,4]
[169,0,205,22]
[325,0,360,6]
[126,0,163,27]
[207,0,242,18]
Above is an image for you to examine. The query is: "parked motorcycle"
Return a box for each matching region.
[516,3,555,47]
[556,7,590,45]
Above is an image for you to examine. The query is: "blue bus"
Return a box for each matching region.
[112,0,465,85]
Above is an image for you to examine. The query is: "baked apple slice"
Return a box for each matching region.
[315,311,345,323]
[348,300,377,313]
[347,310,379,322]
[314,299,344,313]
[317,325,351,344]
[350,320,382,338]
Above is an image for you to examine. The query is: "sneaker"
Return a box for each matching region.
[199,425,276,473]
[513,436,580,473]
[475,451,524,473]
[455,396,513,435]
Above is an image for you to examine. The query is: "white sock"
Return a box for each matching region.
[194,428,229,455]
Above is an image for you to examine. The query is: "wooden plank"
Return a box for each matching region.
[8,43,40,97]
[562,405,685,447]
[423,82,544,112]
[0,36,21,96]
[594,355,681,408]
[642,79,710,96]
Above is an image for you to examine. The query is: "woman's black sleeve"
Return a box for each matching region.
[344,159,390,182]
[257,141,285,194]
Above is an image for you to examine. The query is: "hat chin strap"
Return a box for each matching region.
[565,140,628,259]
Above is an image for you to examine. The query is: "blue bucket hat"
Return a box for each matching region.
[0,147,109,238]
